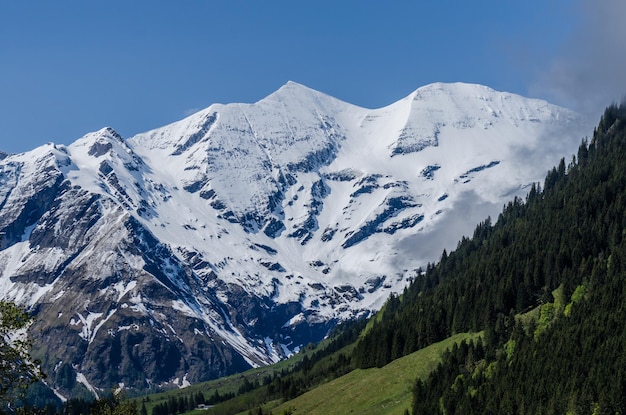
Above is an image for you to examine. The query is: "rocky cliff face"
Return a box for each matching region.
[0,81,588,397]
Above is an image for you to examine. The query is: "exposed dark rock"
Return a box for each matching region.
[333,285,362,301]
[420,164,441,180]
[342,196,420,248]
[250,243,278,255]
[98,161,114,176]
[183,180,204,194]
[286,142,338,173]
[288,179,329,244]
[391,124,440,156]
[199,188,216,199]
[364,276,386,293]
[0,170,66,249]
[88,141,113,157]
[323,169,361,182]
[210,199,227,210]
[321,226,337,242]
[383,214,425,234]
[171,112,217,156]
[263,217,285,238]
[260,261,286,272]
[383,181,408,189]
[459,161,501,179]
[350,174,382,198]
[30,188,101,249]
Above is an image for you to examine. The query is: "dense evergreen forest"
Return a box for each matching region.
[352,103,626,414]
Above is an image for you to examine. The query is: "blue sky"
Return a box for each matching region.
[1,1,624,154]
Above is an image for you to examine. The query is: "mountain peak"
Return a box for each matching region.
[74,127,124,144]
[283,79,308,88]
[257,80,354,113]
[409,82,498,100]
[261,80,325,103]
[97,126,124,141]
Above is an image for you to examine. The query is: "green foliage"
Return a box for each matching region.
[551,284,566,314]
[533,303,553,339]
[90,394,137,415]
[503,339,515,361]
[150,393,208,415]
[564,284,588,317]
[570,284,588,303]
[0,301,45,408]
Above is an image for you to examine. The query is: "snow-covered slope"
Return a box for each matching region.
[0,81,589,396]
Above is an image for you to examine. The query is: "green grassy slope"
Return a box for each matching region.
[265,332,481,415]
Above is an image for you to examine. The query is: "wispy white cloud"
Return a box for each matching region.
[396,190,501,268]
[532,0,626,119]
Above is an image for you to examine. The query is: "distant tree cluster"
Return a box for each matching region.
[61,393,137,415]
[151,392,206,415]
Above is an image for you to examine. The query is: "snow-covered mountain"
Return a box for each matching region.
[0,81,588,397]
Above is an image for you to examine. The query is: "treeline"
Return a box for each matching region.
[404,102,626,413]
[106,104,626,415]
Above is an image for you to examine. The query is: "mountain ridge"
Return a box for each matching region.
[0,81,590,397]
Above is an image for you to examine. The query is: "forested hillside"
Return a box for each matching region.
[353,103,626,414]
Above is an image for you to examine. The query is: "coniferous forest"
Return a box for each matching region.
[352,103,626,414]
